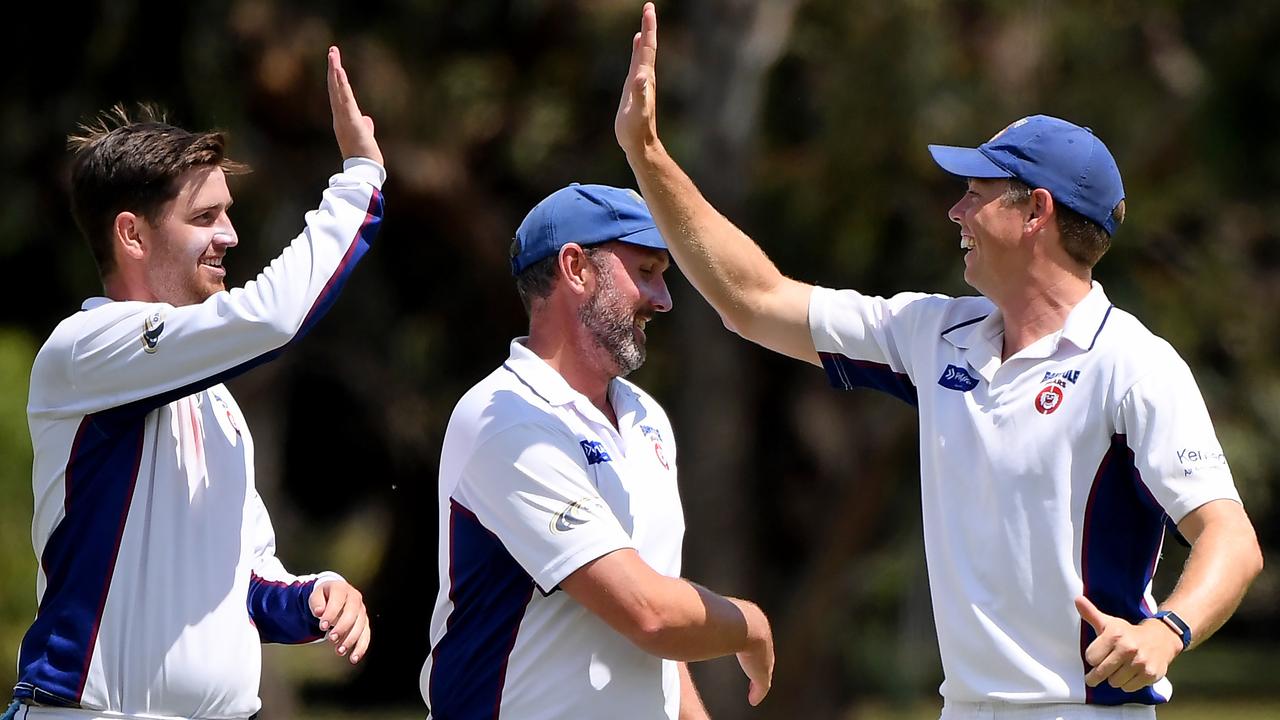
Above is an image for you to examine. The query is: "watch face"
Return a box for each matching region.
[1157,611,1191,648]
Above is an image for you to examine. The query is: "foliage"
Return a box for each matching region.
[3,1,1279,717]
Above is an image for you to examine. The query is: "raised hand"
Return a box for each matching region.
[615,2,661,159]
[310,579,372,664]
[1077,595,1181,692]
[327,46,384,166]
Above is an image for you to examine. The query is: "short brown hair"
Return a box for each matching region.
[511,243,608,315]
[68,103,249,278]
[1001,179,1124,268]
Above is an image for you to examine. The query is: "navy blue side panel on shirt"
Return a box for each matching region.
[247,576,322,644]
[15,414,146,707]
[1079,434,1168,705]
[428,500,535,720]
[818,351,919,407]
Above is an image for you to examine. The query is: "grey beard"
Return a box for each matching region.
[579,271,645,377]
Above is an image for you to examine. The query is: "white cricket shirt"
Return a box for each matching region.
[809,281,1241,706]
[17,158,385,719]
[422,339,685,720]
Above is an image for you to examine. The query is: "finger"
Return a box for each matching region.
[1084,649,1126,687]
[1121,671,1158,693]
[350,622,371,664]
[319,584,348,631]
[327,595,361,644]
[747,679,769,706]
[1111,665,1144,692]
[337,609,367,657]
[639,2,658,71]
[1075,595,1110,634]
[327,47,362,123]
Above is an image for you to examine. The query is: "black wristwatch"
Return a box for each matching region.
[1153,610,1192,651]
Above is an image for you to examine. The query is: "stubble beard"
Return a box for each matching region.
[579,261,645,378]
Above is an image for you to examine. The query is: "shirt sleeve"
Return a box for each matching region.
[245,489,344,644]
[1116,353,1242,524]
[41,158,385,418]
[808,286,946,404]
[453,423,635,595]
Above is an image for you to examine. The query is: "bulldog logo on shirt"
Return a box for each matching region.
[640,424,669,470]
[1034,367,1080,415]
[1034,385,1064,414]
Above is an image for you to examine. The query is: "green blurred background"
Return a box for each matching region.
[3,1,1278,718]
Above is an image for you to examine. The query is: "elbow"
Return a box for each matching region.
[626,609,679,658]
[1246,540,1265,584]
[623,605,697,661]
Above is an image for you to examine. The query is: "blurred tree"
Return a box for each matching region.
[2,1,1278,718]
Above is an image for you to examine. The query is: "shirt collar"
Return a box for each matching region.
[503,337,581,407]
[1058,281,1113,352]
[82,297,113,311]
[502,338,640,421]
[940,282,1112,354]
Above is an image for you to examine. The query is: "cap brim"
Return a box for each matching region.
[614,225,667,252]
[928,144,1013,179]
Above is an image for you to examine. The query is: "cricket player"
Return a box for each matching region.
[421,183,774,719]
[613,4,1263,718]
[10,48,381,720]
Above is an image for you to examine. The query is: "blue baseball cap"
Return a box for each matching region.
[511,183,667,275]
[928,115,1125,235]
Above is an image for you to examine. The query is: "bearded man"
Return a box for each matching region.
[420,184,775,719]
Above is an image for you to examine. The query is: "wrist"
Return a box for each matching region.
[1150,610,1192,653]
[626,138,668,170]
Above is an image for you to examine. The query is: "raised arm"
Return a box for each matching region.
[36,49,385,419]
[615,2,817,365]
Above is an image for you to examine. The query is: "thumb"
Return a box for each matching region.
[1075,595,1110,633]
[309,582,329,618]
[747,680,764,707]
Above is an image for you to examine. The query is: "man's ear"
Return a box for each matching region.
[114,211,146,262]
[1026,188,1056,236]
[558,243,592,296]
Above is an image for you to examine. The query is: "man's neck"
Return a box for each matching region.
[525,330,617,427]
[994,273,1092,361]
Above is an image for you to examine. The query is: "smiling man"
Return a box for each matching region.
[613,4,1263,719]
[11,48,382,720]
[421,184,774,719]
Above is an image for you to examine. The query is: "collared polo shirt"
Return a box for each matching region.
[422,339,684,719]
[809,281,1241,706]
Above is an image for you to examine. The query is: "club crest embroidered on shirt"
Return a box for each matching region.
[1034,385,1064,414]
[937,364,980,392]
[580,439,613,465]
[1034,368,1081,415]
[141,310,166,354]
[641,424,669,470]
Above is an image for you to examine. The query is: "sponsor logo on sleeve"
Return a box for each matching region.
[579,439,613,465]
[937,364,980,392]
[141,310,166,354]
[1177,447,1229,477]
[551,496,605,534]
